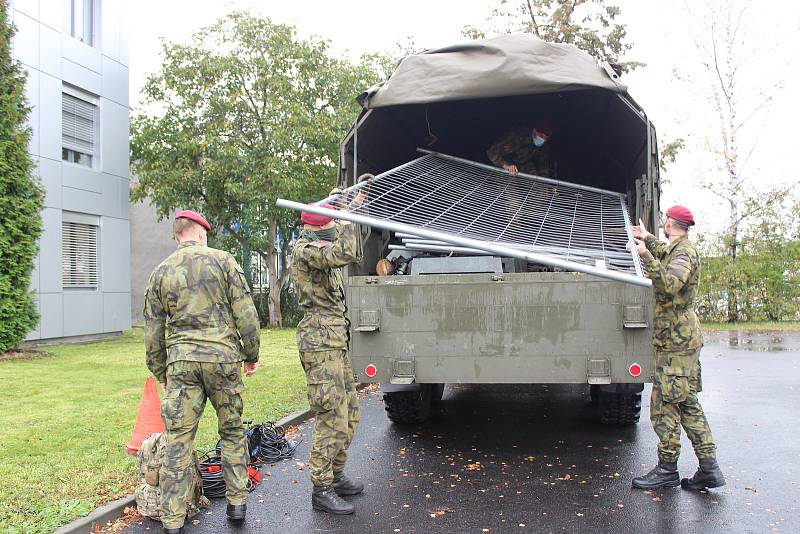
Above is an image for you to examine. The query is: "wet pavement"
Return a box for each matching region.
[124,333,799,533]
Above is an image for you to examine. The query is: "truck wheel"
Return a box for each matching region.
[383,384,434,424]
[597,391,641,425]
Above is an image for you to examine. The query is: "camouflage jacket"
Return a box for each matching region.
[642,235,703,352]
[486,126,553,177]
[144,241,260,383]
[291,222,362,352]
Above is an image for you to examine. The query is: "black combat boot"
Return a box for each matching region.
[631,461,680,489]
[681,459,726,490]
[162,527,184,534]
[226,503,246,521]
[312,485,355,514]
[332,472,364,496]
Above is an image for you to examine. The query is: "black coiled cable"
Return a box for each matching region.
[248,421,301,466]
[198,448,255,498]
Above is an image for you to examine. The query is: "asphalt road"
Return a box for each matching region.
[124,332,799,533]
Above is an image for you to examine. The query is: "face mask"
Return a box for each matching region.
[532,135,546,147]
[307,227,337,242]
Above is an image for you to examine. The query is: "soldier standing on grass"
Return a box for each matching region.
[627,205,726,490]
[291,176,371,515]
[144,210,261,534]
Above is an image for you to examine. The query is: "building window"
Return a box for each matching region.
[62,89,97,168]
[68,0,97,46]
[62,214,99,289]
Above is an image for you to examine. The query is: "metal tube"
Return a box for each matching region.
[400,237,635,261]
[389,244,493,255]
[277,199,651,287]
[619,196,645,279]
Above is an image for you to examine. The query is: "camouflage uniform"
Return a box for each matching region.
[486,126,554,177]
[144,241,260,529]
[641,234,716,463]
[291,222,362,487]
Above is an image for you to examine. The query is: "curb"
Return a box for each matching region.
[53,494,136,534]
[54,388,371,534]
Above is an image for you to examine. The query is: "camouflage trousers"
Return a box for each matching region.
[650,350,717,463]
[160,360,249,528]
[300,350,360,487]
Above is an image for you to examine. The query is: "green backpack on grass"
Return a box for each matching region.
[134,432,209,520]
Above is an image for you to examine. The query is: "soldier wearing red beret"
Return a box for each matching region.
[627,205,725,491]
[144,209,261,532]
[486,119,555,178]
[291,176,372,515]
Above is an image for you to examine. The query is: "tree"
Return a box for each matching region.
[684,0,793,321]
[0,1,44,352]
[131,12,385,327]
[463,0,643,72]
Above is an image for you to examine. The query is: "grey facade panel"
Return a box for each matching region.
[39,72,61,161]
[63,292,103,336]
[101,175,130,219]
[14,0,39,19]
[104,292,132,332]
[101,56,128,106]
[62,57,102,95]
[39,207,62,293]
[62,163,103,193]
[101,217,131,293]
[40,157,62,208]
[130,200,176,323]
[62,185,102,215]
[38,0,63,32]
[101,100,130,178]
[13,11,39,68]
[39,23,62,78]
[23,66,40,155]
[62,37,102,74]
[39,293,64,338]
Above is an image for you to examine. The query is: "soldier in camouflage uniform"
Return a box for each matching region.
[291,179,370,515]
[628,205,725,491]
[144,210,261,533]
[486,120,554,178]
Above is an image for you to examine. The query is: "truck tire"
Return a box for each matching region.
[597,391,642,425]
[383,384,435,424]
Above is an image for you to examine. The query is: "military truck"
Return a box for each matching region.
[326,35,659,425]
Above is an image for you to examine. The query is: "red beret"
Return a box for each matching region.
[175,210,211,231]
[300,204,335,227]
[666,205,695,226]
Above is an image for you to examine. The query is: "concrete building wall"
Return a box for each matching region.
[129,194,176,324]
[13,0,132,340]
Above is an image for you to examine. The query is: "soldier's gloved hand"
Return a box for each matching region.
[329,187,345,209]
[244,361,259,377]
[631,218,653,240]
[354,173,374,205]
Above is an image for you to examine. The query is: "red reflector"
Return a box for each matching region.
[629,363,642,377]
[365,364,377,378]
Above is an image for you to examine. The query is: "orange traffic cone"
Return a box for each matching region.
[126,377,165,455]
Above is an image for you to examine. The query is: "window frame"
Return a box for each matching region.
[62,212,101,291]
[62,85,101,170]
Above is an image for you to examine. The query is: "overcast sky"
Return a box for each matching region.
[128,0,800,237]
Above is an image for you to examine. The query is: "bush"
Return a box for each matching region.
[0,2,44,352]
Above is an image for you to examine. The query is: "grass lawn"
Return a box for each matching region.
[0,328,306,534]
[702,320,800,332]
